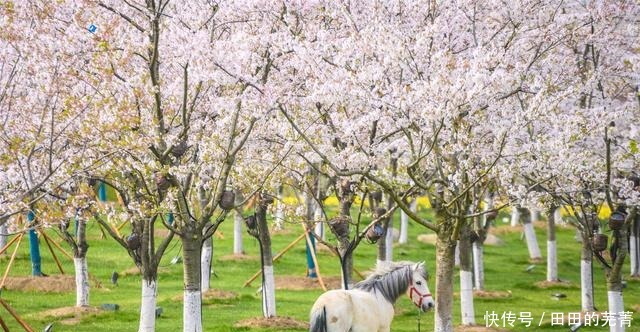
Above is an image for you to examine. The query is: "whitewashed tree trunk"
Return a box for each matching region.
[454,241,460,267]
[530,209,540,222]
[74,257,90,307]
[385,221,393,261]
[472,242,484,290]
[607,291,624,332]
[233,210,243,255]
[547,206,558,281]
[139,279,157,332]
[460,270,475,325]
[313,203,324,240]
[510,208,520,227]
[631,217,639,277]
[274,185,285,231]
[523,221,542,260]
[0,223,7,251]
[262,265,277,317]
[399,198,416,244]
[554,208,564,225]
[459,223,475,326]
[200,239,212,292]
[631,233,639,277]
[581,257,595,311]
[547,241,557,281]
[183,290,202,332]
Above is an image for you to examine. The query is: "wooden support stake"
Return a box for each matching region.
[243,233,306,287]
[115,220,127,234]
[0,299,35,332]
[0,234,21,256]
[43,231,74,261]
[0,233,24,289]
[0,314,10,332]
[41,231,64,274]
[302,225,327,291]
[353,267,365,280]
[0,233,23,290]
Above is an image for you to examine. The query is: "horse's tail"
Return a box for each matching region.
[309,306,327,332]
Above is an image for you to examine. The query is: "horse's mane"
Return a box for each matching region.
[353,261,426,304]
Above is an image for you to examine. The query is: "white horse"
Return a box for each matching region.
[309,261,434,332]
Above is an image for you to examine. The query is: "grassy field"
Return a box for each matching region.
[1,208,639,331]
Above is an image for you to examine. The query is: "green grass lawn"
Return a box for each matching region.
[1,209,639,331]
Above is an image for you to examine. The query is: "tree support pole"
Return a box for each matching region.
[42,231,74,261]
[303,225,327,291]
[42,231,64,274]
[0,234,21,256]
[0,299,35,332]
[0,233,24,289]
[0,314,9,332]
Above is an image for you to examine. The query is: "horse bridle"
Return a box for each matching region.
[408,276,432,308]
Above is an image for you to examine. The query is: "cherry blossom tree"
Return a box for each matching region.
[276,1,596,331]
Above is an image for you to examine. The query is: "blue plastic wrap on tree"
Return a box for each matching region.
[167,212,174,225]
[98,182,107,201]
[28,211,43,276]
[305,233,317,278]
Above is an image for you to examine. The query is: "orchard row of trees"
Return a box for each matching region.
[0,1,638,332]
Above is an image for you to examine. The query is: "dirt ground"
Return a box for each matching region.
[274,275,343,290]
[234,316,309,329]
[534,280,575,289]
[171,289,238,301]
[454,290,512,299]
[2,275,75,292]
[36,306,104,325]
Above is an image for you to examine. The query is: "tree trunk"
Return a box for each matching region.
[605,224,630,332]
[313,203,324,240]
[434,233,456,332]
[459,223,475,326]
[377,193,393,265]
[510,208,520,227]
[554,207,564,225]
[74,215,90,307]
[454,241,460,267]
[182,236,202,332]
[139,279,158,332]
[607,290,624,332]
[74,257,90,306]
[233,210,244,255]
[0,222,7,252]
[521,208,542,260]
[530,209,540,222]
[472,242,484,290]
[274,184,285,231]
[27,211,43,276]
[337,191,354,289]
[580,238,595,312]
[547,206,558,282]
[256,201,276,317]
[472,195,492,290]
[399,198,416,244]
[200,236,213,293]
[304,192,317,278]
[631,216,639,277]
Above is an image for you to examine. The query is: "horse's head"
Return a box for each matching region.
[407,261,434,312]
